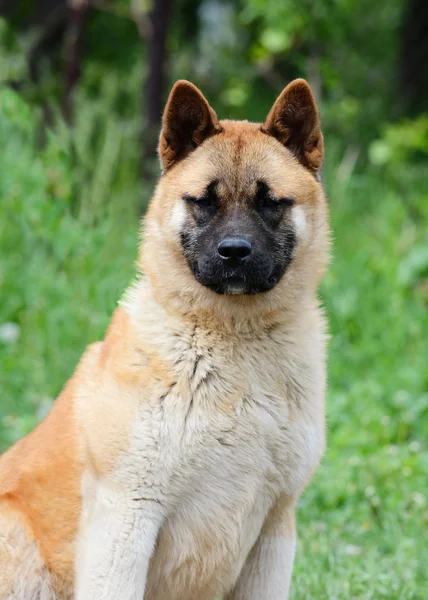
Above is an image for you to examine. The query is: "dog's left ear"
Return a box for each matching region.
[263,79,323,172]
[159,80,222,170]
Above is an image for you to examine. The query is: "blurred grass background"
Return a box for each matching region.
[0,1,428,598]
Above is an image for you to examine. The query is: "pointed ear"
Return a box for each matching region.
[158,80,222,170]
[262,79,323,172]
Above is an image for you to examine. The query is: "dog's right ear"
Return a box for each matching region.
[158,80,222,170]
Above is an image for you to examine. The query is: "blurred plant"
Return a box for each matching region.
[369,115,428,168]
[0,17,29,85]
[2,0,426,181]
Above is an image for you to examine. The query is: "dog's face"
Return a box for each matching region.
[179,174,297,296]
[143,79,328,317]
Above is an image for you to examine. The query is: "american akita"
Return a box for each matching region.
[0,78,329,600]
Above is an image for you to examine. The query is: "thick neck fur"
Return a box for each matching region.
[120,273,327,426]
[122,275,322,340]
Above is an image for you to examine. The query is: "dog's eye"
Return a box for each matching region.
[261,196,294,210]
[187,194,214,208]
[183,181,218,209]
[260,196,281,209]
[256,181,294,211]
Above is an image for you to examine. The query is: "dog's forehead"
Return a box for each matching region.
[208,121,283,182]
[174,120,315,200]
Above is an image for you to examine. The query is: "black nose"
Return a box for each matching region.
[217,237,252,262]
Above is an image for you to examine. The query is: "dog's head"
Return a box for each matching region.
[142,79,329,323]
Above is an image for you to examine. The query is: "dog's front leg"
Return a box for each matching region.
[75,484,164,600]
[226,496,297,600]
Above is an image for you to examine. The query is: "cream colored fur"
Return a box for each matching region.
[0,510,59,600]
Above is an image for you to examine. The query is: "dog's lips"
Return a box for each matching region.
[216,277,249,295]
[198,273,278,295]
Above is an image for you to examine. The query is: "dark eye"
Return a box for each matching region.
[256,181,294,211]
[183,181,218,209]
[260,195,281,209]
[183,194,211,207]
[193,194,214,208]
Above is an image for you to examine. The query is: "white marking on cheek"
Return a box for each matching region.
[292,205,307,239]
[170,201,187,234]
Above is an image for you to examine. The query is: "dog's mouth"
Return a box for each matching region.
[195,269,280,296]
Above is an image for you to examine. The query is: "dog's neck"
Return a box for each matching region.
[121,275,319,340]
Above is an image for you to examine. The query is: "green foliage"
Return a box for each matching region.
[0,17,28,85]
[236,0,403,143]
[370,115,428,167]
[0,89,139,447]
[70,58,146,221]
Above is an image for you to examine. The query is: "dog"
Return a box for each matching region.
[0,78,329,600]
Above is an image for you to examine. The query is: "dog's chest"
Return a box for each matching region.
[135,329,318,497]
[139,331,322,599]
[144,391,293,599]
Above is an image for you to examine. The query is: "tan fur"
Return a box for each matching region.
[0,79,329,599]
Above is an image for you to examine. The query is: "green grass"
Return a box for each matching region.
[1,90,427,598]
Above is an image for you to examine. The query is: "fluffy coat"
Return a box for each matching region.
[0,79,330,600]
